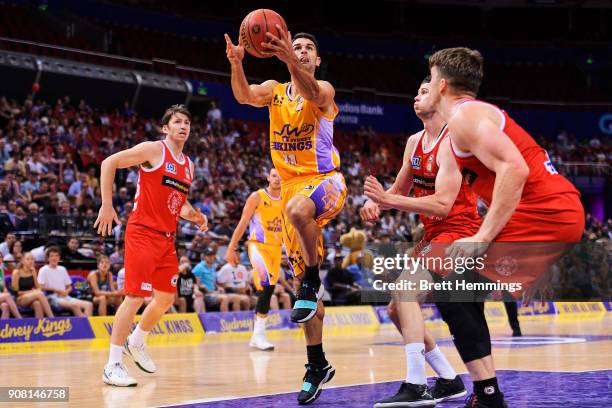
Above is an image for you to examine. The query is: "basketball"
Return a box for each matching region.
[239,9,288,58]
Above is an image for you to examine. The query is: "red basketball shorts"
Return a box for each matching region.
[124,223,179,297]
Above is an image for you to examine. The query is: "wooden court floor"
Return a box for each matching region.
[0,315,610,408]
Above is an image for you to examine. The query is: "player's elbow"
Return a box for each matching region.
[234,95,248,105]
[512,161,530,183]
[433,199,453,218]
[438,202,453,218]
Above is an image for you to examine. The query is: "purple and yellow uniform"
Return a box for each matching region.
[269,82,347,275]
[247,188,283,291]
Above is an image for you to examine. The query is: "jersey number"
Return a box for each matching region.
[283,154,297,165]
[543,152,559,175]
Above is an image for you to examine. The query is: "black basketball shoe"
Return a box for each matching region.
[431,375,467,402]
[297,362,335,405]
[374,382,436,407]
[461,393,508,408]
[291,281,324,323]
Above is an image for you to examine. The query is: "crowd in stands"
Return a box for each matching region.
[0,95,609,318]
[2,2,610,102]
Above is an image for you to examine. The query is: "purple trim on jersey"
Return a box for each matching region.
[315,117,335,173]
[248,214,265,243]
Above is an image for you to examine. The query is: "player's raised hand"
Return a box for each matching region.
[360,200,381,223]
[93,203,120,237]
[261,26,293,63]
[224,33,244,63]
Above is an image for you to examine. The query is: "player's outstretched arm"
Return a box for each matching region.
[364,137,461,218]
[360,133,418,222]
[226,192,260,265]
[225,34,277,107]
[94,141,161,236]
[449,104,529,242]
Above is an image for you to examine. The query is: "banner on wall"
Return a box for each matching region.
[518,302,557,316]
[199,310,297,334]
[555,302,607,315]
[0,317,94,343]
[89,314,204,340]
[323,306,380,328]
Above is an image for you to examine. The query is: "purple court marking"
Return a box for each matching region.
[371,334,612,348]
[162,370,612,408]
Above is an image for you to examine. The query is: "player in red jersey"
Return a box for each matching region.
[423,47,584,408]
[362,76,472,407]
[94,105,207,387]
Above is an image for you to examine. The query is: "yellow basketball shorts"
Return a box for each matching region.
[281,172,347,276]
[248,241,282,291]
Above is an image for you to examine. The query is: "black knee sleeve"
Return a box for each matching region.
[436,302,492,363]
[255,284,275,315]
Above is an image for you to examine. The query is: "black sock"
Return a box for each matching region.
[473,377,503,402]
[306,343,327,368]
[304,265,321,287]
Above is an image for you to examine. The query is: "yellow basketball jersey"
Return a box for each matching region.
[269,82,340,181]
[248,189,282,246]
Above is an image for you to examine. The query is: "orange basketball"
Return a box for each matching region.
[239,9,288,58]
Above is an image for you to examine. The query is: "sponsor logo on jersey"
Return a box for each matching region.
[184,165,191,181]
[141,282,152,291]
[162,175,190,193]
[295,96,304,112]
[412,175,436,191]
[426,155,435,172]
[271,139,313,152]
[171,274,178,287]
[165,162,177,174]
[273,123,315,139]
[272,94,285,106]
[461,168,478,186]
[412,156,421,170]
[167,190,183,216]
[266,217,282,233]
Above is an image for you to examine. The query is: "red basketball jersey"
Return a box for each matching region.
[128,140,192,233]
[449,100,580,208]
[411,125,480,240]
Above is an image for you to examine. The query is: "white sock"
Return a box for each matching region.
[425,346,457,380]
[107,344,123,365]
[127,324,149,347]
[254,315,267,336]
[405,342,427,385]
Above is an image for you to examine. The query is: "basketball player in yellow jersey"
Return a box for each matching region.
[225,29,346,404]
[226,169,283,351]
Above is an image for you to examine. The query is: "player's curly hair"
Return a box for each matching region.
[429,47,483,96]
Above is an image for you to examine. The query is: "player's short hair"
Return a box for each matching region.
[161,104,192,126]
[429,47,483,96]
[293,32,319,55]
[421,75,431,84]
